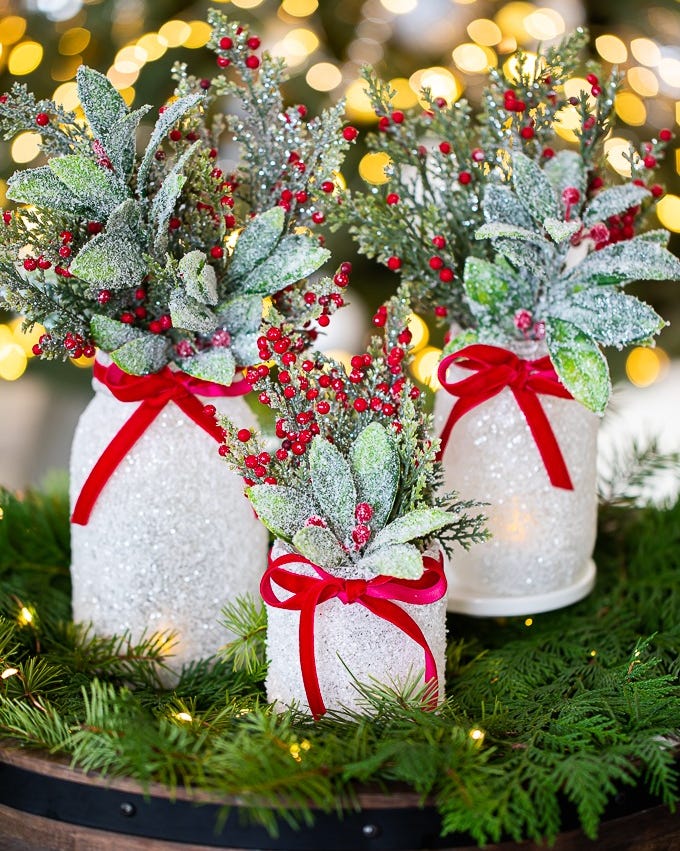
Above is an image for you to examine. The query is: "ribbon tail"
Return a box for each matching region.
[513,388,574,490]
[71,401,161,525]
[174,393,228,443]
[360,598,439,710]
[299,588,327,720]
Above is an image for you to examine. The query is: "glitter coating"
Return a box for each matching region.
[69,371,268,674]
[264,542,447,715]
[434,341,599,607]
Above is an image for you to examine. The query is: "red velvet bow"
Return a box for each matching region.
[260,550,447,719]
[71,360,251,525]
[436,344,574,490]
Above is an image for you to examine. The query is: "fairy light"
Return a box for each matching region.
[182,21,211,49]
[524,617,533,627]
[306,62,342,92]
[469,728,485,745]
[344,78,376,123]
[452,43,495,74]
[174,711,193,722]
[590,650,597,657]
[406,314,429,353]
[52,81,80,111]
[604,136,634,177]
[1,668,18,680]
[0,343,27,380]
[388,77,418,109]
[524,9,564,42]
[136,33,167,62]
[658,56,680,89]
[17,606,33,626]
[494,2,535,45]
[10,318,46,357]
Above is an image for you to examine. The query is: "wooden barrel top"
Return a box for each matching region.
[1,744,678,851]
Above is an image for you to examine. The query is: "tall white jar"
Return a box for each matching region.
[263,542,447,717]
[433,341,598,617]
[69,360,268,675]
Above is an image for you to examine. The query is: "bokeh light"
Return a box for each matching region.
[281,0,319,16]
[656,194,680,233]
[595,34,628,64]
[11,132,42,164]
[359,152,391,184]
[8,41,43,75]
[625,347,670,387]
[306,62,342,92]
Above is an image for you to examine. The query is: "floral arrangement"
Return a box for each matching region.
[330,30,680,412]
[0,10,356,383]
[217,297,487,579]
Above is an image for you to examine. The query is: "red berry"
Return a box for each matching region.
[317,314,330,327]
[458,171,472,185]
[218,445,229,457]
[36,112,49,126]
[334,272,349,288]
[149,319,162,334]
[169,128,182,142]
[378,116,390,131]
[391,110,404,123]
[204,404,217,417]
[321,180,334,193]
[237,428,251,442]
[23,257,37,271]
[586,73,599,86]
[275,448,288,461]
[2,211,12,225]
[58,245,71,258]
[429,256,444,270]
[32,344,42,356]
[387,256,402,271]
[245,55,260,69]
[217,56,231,68]
[37,256,51,270]
[60,231,73,243]
[591,85,602,97]
[562,186,581,205]
[643,154,657,169]
[120,312,134,324]
[432,235,446,249]
[520,126,534,139]
[291,442,305,455]
[471,148,485,162]
[247,36,261,49]
[439,141,451,154]
[316,401,330,415]
[650,184,664,198]
[386,193,399,205]
[220,36,233,49]
[210,245,224,259]
[97,289,111,304]
[87,221,103,234]
[352,524,371,546]
[659,128,672,142]
[311,211,325,224]
[353,398,368,412]
[542,148,555,159]
[295,190,308,203]
[439,268,454,282]
[398,329,412,345]
[342,125,358,141]
[434,305,448,317]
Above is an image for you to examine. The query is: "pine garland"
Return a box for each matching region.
[0,476,679,845]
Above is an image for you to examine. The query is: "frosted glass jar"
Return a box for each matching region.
[434,341,598,616]
[263,542,447,716]
[69,360,268,675]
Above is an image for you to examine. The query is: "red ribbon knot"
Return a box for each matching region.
[260,551,447,719]
[71,359,251,525]
[436,343,574,490]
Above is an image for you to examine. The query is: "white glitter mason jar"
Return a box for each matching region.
[433,340,598,617]
[69,358,268,674]
[263,541,447,716]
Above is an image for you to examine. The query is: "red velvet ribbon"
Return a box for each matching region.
[436,344,574,490]
[260,550,447,719]
[71,360,251,525]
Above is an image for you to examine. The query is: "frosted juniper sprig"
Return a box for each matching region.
[0,12,356,380]
[216,296,487,579]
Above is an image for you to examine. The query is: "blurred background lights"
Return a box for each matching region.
[604,137,633,177]
[230,0,265,8]
[10,131,42,164]
[452,43,495,74]
[281,0,319,16]
[58,27,90,56]
[494,2,536,45]
[306,62,342,92]
[615,92,647,127]
[630,38,661,67]
[658,56,680,90]
[380,0,419,13]
[0,16,27,45]
[387,77,418,109]
[358,151,391,184]
[524,8,565,42]
[271,28,319,67]
[52,81,80,111]
[467,19,502,47]
[183,21,211,49]
[136,33,168,62]
[158,20,191,48]
[411,346,443,391]
[656,193,680,233]
[406,313,429,352]
[410,66,462,105]
[595,34,628,64]
[0,343,27,382]
[8,40,43,75]
[344,78,376,122]
[625,346,670,387]
[627,66,659,97]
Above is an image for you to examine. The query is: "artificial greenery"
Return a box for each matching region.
[329,30,680,413]
[217,296,486,580]
[0,10,354,379]
[0,469,678,846]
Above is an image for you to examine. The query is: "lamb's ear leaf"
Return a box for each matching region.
[90,315,143,350]
[179,348,235,386]
[358,543,423,580]
[350,423,399,531]
[309,437,356,540]
[511,151,560,224]
[246,485,312,540]
[545,318,610,414]
[109,335,170,376]
[138,92,203,191]
[76,66,127,138]
[292,526,346,570]
[227,207,285,280]
[368,508,453,551]
[6,167,89,214]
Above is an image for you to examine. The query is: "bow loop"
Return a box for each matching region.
[437,344,574,491]
[261,551,447,719]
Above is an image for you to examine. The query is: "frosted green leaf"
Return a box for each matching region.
[511,151,560,224]
[104,106,150,177]
[441,329,479,359]
[168,290,216,333]
[76,66,127,139]
[70,206,147,290]
[228,207,285,280]
[637,229,670,246]
[464,256,511,308]
[90,314,143,351]
[565,238,680,287]
[543,150,586,200]
[544,217,581,243]
[369,508,453,551]
[349,423,399,532]
[179,348,235,385]
[246,485,311,540]
[309,437,356,540]
[495,239,547,277]
[177,250,218,305]
[49,155,126,217]
[137,92,203,193]
[545,317,611,414]
[482,184,534,230]
[151,144,199,252]
[218,294,262,335]
[358,543,423,580]
[549,290,665,347]
[6,167,89,215]
[475,221,546,245]
[229,332,259,366]
[240,235,330,295]
[583,185,649,227]
[109,335,169,376]
[292,526,347,570]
